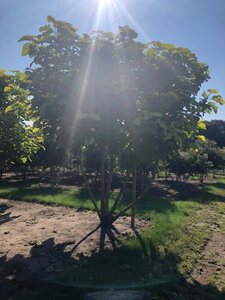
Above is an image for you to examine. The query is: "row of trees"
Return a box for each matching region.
[167,140,225,183]
[1,16,224,246]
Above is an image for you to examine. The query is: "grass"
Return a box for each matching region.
[0,184,96,210]
[1,177,225,299]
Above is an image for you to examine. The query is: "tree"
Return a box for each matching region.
[203,120,225,148]
[167,139,225,183]
[19,17,223,248]
[0,70,43,177]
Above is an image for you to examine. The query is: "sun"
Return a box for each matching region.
[98,0,114,8]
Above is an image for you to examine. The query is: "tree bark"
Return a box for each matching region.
[131,168,137,228]
[100,148,106,216]
[81,162,101,219]
[105,159,114,206]
[110,173,130,214]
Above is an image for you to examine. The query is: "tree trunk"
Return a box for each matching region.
[131,168,137,228]
[100,148,106,217]
[22,166,27,182]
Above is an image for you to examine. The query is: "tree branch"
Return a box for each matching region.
[70,223,101,254]
[137,180,152,201]
[105,159,114,203]
[112,201,135,223]
[110,173,130,214]
[80,162,101,220]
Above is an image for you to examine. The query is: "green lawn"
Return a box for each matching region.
[1,178,225,299]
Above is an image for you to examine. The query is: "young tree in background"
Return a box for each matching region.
[0,70,43,177]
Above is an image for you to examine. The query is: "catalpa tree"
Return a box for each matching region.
[19,16,224,249]
[0,70,43,177]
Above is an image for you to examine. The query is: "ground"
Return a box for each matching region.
[0,177,225,299]
[0,198,148,298]
[192,220,225,289]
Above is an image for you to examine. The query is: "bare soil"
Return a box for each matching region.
[0,198,149,296]
[191,202,225,291]
[192,232,225,290]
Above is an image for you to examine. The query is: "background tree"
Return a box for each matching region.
[203,120,225,148]
[0,70,43,178]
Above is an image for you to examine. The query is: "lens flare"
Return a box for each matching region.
[98,0,113,8]
[98,0,114,9]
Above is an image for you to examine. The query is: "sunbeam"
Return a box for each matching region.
[98,0,114,8]
[112,0,149,42]
[65,0,149,156]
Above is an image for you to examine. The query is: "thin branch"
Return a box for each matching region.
[111,224,121,235]
[99,227,106,252]
[80,162,101,220]
[137,180,152,201]
[100,148,106,214]
[70,224,101,254]
[113,176,151,224]
[106,229,117,250]
[105,159,114,203]
[131,168,137,228]
[112,201,135,223]
[110,173,130,214]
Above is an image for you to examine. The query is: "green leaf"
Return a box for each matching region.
[47,16,56,23]
[197,135,207,142]
[5,105,13,113]
[133,117,142,126]
[37,136,44,143]
[77,111,88,120]
[207,89,219,94]
[17,72,27,81]
[39,25,51,32]
[89,112,101,121]
[148,112,162,118]
[32,127,40,133]
[3,86,12,92]
[198,120,206,130]
[21,157,27,164]
[212,95,225,105]
[209,102,218,113]
[22,43,30,56]
[18,35,35,42]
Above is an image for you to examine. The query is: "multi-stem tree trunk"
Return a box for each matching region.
[81,151,141,250]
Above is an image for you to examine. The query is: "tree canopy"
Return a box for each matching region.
[203,120,225,148]
[0,70,43,173]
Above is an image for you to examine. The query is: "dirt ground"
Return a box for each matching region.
[0,198,149,295]
[1,196,225,298]
[192,232,225,290]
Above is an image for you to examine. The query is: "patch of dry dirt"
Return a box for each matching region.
[0,198,149,289]
[192,232,225,290]
[191,206,225,291]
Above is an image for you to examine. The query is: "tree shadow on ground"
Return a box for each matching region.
[0,204,11,214]
[0,237,77,299]
[54,228,225,300]
[1,228,224,300]
[0,172,84,188]
[0,204,20,225]
[209,181,225,190]
[192,183,225,203]
[157,179,225,204]
[160,180,201,199]
[0,181,94,204]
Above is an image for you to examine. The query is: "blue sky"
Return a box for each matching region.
[1,0,225,120]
